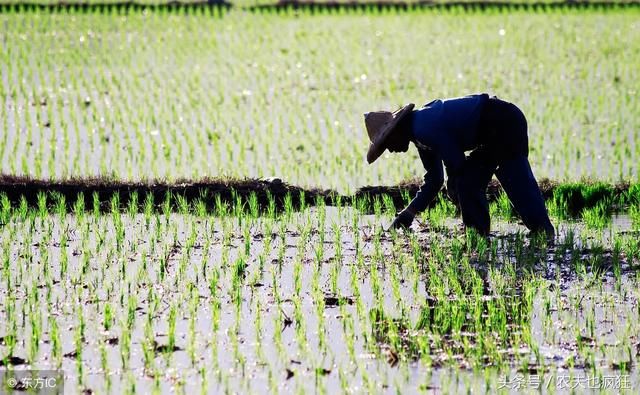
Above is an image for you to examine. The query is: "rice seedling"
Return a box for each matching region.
[582,199,613,230]
[2,8,638,189]
[630,203,640,230]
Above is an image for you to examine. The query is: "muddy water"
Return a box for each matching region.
[0,208,638,394]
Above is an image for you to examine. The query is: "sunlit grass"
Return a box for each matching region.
[0,4,639,394]
[0,9,638,191]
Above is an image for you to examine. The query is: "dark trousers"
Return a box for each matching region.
[455,97,554,235]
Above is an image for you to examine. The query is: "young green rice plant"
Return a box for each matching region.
[1,300,17,365]
[426,195,456,230]
[36,191,47,217]
[127,191,138,217]
[141,315,156,374]
[124,370,137,395]
[50,315,62,368]
[624,184,640,206]
[109,192,120,215]
[490,192,513,220]
[167,302,177,356]
[73,192,85,218]
[126,294,137,331]
[176,194,190,215]
[184,224,198,258]
[329,223,342,295]
[248,191,259,219]
[293,293,308,356]
[372,196,383,220]
[143,192,154,222]
[27,291,42,364]
[382,194,396,216]
[213,194,228,217]
[389,261,403,313]
[313,231,324,266]
[112,207,125,252]
[581,200,612,230]
[283,192,294,221]
[630,204,640,230]
[231,306,246,372]
[194,197,207,217]
[548,188,570,220]
[0,193,10,225]
[232,190,244,219]
[243,225,251,257]
[74,305,85,385]
[266,191,276,218]
[188,285,198,366]
[52,192,66,218]
[103,302,114,332]
[92,192,101,217]
[312,283,327,354]
[59,229,69,278]
[262,220,274,259]
[253,295,265,363]
[231,256,247,307]
[15,196,28,221]
[162,192,172,223]
[272,309,286,364]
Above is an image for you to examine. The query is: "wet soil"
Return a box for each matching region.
[1,208,639,393]
[0,174,633,216]
[1,0,637,15]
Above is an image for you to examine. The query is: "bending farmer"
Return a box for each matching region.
[364,93,555,237]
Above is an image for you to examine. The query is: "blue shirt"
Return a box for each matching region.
[407,93,489,213]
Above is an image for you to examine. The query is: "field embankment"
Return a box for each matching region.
[1,0,639,11]
[0,175,636,216]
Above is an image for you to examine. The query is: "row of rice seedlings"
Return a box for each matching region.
[1,10,638,189]
[3,0,620,7]
[379,215,638,380]
[630,202,640,230]
[1,189,639,392]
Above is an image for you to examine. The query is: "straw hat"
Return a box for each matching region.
[364,103,415,164]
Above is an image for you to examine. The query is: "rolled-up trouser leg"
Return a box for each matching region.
[456,158,496,235]
[495,156,555,235]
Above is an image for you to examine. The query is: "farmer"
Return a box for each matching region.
[364,93,555,237]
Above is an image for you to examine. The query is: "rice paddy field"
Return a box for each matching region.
[1,7,639,190]
[1,3,640,395]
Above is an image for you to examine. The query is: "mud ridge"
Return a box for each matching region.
[0,0,233,13]
[249,0,640,13]
[0,174,635,215]
[0,0,637,14]
[0,174,337,214]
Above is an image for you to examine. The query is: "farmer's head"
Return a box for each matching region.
[385,115,412,153]
[364,103,415,164]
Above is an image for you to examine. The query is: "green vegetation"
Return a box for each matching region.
[2,0,637,6]
[1,4,639,394]
[0,191,639,392]
[0,9,638,192]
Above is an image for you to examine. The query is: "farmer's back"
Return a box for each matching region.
[412,93,489,152]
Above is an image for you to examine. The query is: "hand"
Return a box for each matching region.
[390,209,415,230]
[446,165,465,207]
[446,175,459,205]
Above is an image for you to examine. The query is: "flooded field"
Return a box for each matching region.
[1,2,639,394]
[1,197,639,393]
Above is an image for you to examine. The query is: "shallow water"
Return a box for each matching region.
[0,208,638,394]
